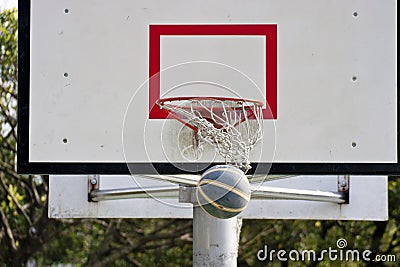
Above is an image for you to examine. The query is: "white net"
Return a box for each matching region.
[157,97,263,172]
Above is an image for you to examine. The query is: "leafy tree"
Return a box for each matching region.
[1,9,192,266]
[0,8,57,266]
[239,177,400,266]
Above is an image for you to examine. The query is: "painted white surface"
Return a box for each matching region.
[30,0,397,164]
[49,175,388,220]
[160,36,266,102]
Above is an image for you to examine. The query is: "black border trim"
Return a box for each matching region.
[15,163,400,175]
[17,0,400,175]
[17,0,31,174]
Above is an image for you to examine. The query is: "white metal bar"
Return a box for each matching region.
[248,174,297,183]
[90,185,179,201]
[251,185,346,203]
[136,174,199,186]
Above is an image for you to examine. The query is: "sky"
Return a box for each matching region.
[0,0,17,10]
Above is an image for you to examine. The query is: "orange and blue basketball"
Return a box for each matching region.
[196,165,251,219]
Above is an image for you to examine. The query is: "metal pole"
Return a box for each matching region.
[193,206,240,267]
[136,174,199,186]
[179,186,240,266]
[251,185,347,204]
[90,185,179,201]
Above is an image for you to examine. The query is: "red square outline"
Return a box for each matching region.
[149,24,277,119]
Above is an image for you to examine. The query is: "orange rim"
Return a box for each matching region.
[156,96,264,107]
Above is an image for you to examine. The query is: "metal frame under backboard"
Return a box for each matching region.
[17,0,399,176]
[49,175,388,220]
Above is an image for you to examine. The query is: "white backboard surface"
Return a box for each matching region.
[18,0,398,175]
[49,175,388,220]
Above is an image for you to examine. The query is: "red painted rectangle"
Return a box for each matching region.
[149,24,277,119]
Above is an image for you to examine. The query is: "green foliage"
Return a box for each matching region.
[0,8,17,85]
[239,177,400,266]
[0,8,17,164]
[0,7,25,263]
[30,218,192,266]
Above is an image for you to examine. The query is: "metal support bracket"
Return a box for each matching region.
[179,185,197,204]
[338,175,350,204]
[88,175,100,201]
[88,175,349,205]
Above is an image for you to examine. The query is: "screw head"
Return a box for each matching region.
[90,178,97,185]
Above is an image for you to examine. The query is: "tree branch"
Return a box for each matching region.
[0,172,33,226]
[0,206,17,251]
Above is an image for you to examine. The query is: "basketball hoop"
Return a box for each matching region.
[157,96,264,172]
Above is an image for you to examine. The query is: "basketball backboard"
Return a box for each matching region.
[18,0,398,176]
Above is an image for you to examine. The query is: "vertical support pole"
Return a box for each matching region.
[193,207,240,267]
[180,186,241,267]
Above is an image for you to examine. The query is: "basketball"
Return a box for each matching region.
[196,165,251,219]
